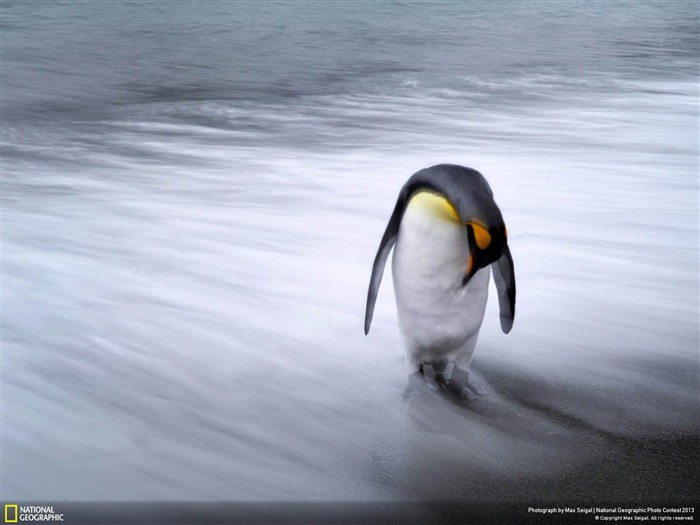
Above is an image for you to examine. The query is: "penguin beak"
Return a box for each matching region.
[462,223,481,285]
[462,254,477,286]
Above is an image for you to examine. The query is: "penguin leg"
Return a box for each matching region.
[421,362,442,390]
[432,359,454,382]
[416,359,454,391]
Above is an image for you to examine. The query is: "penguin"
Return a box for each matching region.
[364,164,515,385]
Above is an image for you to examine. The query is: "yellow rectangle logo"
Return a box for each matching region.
[4,504,18,523]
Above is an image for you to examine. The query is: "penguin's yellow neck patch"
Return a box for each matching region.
[407,191,460,223]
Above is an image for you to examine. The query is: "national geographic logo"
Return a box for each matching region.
[4,505,17,523]
[3,505,64,522]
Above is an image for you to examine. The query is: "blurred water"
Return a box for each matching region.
[1,0,698,504]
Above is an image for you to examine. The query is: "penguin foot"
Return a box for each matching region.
[402,369,427,401]
[441,366,481,400]
[403,363,482,402]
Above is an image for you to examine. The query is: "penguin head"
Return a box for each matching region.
[402,164,509,285]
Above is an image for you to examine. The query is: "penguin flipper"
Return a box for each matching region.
[364,194,408,335]
[492,244,516,334]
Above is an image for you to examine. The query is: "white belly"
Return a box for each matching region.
[392,204,489,370]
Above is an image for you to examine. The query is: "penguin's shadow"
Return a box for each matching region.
[403,362,481,407]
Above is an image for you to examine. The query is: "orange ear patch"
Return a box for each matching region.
[466,254,473,275]
[472,223,491,249]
